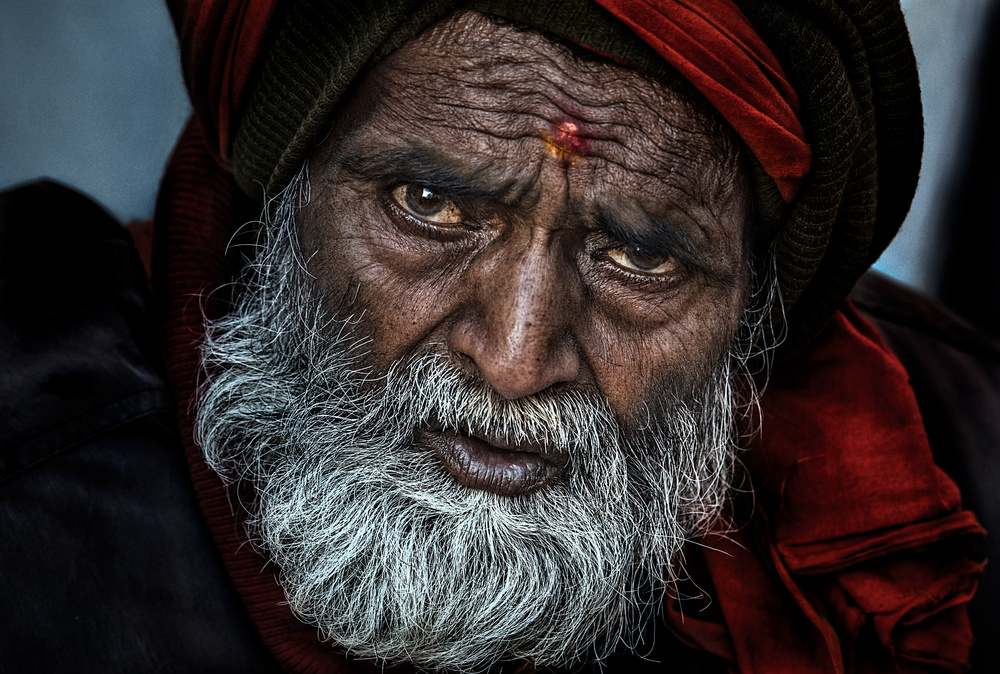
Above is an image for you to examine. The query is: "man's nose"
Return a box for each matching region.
[449,239,581,400]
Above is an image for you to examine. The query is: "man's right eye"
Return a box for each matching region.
[392,184,463,225]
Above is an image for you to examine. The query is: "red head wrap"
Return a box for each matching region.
[167,0,285,168]
[169,0,810,200]
[593,0,810,199]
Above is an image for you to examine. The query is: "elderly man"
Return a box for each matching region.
[1,0,997,672]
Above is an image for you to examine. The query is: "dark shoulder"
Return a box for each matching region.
[849,272,1000,461]
[851,271,1000,670]
[0,179,164,468]
[0,178,127,249]
[0,181,279,672]
[0,180,162,462]
[850,270,1000,506]
[851,270,1000,363]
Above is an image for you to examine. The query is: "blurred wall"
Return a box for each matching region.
[0,0,189,223]
[874,0,997,292]
[934,1,1000,337]
[0,0,995,295]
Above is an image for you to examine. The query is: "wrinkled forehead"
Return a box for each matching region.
[317,9,741,210]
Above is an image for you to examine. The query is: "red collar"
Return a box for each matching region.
[664,304,983,673]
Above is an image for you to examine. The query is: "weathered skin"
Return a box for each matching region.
[300,9,752,493]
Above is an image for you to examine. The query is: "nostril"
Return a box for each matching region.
[448,350,484,388]
[449,314,579,401]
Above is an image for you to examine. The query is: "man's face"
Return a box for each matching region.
[300,10,751,496]
[198,9,757,671]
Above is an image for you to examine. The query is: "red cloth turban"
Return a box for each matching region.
[168,0,810,201]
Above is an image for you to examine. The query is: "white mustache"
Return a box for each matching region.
[370,351,620,453]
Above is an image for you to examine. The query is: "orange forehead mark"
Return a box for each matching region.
[541,121,590,167]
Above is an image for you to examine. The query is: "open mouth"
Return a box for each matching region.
[419,423,570,496]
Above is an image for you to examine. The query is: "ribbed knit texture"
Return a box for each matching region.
[469,0,692,87]
[232,0,459,199]
[732,0,922,351]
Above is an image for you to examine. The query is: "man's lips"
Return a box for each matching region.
[420,425,569,496]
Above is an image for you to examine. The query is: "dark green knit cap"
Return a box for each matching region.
[232,0,923,353]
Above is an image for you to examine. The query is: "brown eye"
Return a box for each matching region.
[607,246,679,276]
[392,184,463,224]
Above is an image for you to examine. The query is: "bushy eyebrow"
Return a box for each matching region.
[597,203,703,264]
[601,208,743,285]
[336,147,522,202]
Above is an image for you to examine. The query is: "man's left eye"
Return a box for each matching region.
[606,245,679,276]
[392,184,463,224]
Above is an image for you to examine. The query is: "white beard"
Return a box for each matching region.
[195,172,765,672]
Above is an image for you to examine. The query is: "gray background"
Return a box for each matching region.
[0,0,995,294]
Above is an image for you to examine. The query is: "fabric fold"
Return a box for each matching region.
[664,305,984,673]
[167,0,284,166]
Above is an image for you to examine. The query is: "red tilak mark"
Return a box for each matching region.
[541,121,590,167]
